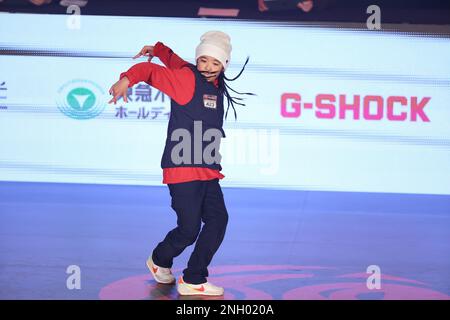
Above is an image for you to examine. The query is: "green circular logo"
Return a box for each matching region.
[57,79,106,120]
[66,87,96,111]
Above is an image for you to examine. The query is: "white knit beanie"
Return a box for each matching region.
[195,31,232,70]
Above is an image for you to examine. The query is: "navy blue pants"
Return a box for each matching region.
[152,178,229,284]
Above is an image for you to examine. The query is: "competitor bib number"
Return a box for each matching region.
[203,94,217,109]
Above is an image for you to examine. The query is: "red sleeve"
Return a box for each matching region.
[120,62,195,105]
[153,42,189,70]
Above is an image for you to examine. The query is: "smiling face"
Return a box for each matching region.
[196,55,224,82]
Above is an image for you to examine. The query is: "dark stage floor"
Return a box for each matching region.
[0,181,449,300]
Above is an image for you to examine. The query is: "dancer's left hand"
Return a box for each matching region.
[133,45,155,62]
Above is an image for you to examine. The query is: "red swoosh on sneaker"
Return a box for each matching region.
[193,285,205,292]
[152,266,158,274]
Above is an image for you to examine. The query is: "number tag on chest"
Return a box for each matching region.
[203,94,217,109]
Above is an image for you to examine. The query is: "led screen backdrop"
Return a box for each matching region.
[0,13,449,194]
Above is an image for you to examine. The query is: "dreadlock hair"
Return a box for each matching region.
[218,56,256,121]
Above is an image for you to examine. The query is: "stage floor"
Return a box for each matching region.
[0,181,449,300]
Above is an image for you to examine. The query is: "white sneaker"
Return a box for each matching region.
[177,276,224,296]
[146,257,175,284]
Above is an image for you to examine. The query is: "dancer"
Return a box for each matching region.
[109,31,253,296]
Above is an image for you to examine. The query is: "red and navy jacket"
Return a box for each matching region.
[120,42,225,184]
[161,63,225,171]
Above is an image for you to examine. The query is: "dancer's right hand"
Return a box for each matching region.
[108,76,130,104]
